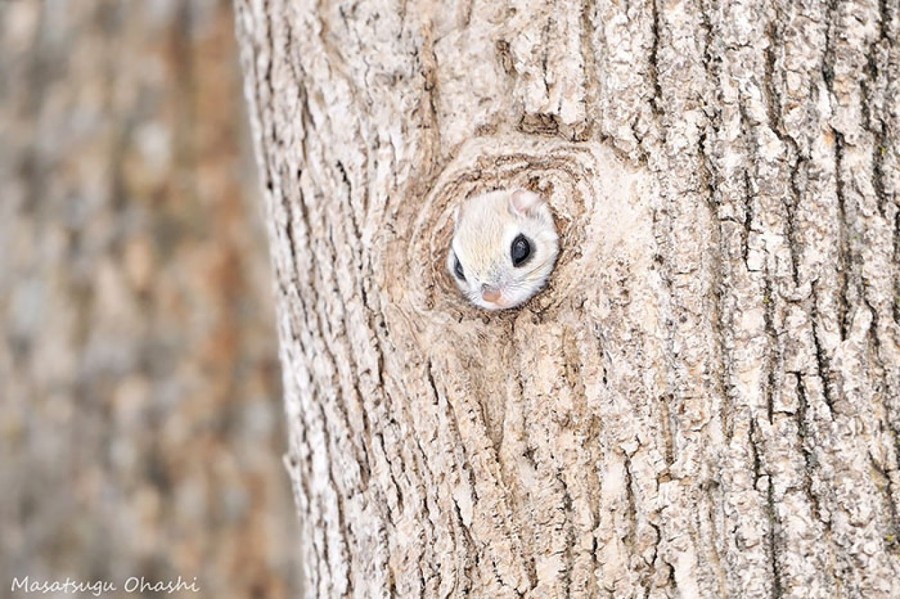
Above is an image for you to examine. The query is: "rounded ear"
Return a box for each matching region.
[508,189,544,217]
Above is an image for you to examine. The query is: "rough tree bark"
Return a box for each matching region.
[236,0,900,597]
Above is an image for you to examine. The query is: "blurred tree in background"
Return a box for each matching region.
[0,1,301,596]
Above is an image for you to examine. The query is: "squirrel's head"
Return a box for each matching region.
[448,189,559,311]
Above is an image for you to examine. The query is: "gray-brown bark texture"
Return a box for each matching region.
[236,0,900,597]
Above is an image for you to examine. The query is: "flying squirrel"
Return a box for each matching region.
[447,188,559,311]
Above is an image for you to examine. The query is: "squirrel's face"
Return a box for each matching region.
[448,189,559,311]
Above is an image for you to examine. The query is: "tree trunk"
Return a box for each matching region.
[236,0,900,597]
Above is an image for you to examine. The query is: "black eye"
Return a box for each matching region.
[453,255,466,280]
[510,234,532,267]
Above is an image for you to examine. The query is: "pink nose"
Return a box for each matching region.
[481,285,501,303]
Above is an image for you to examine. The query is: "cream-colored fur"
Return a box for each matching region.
[448,189,559,310]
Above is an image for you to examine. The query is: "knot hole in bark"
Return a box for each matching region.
[402,137,650,323]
